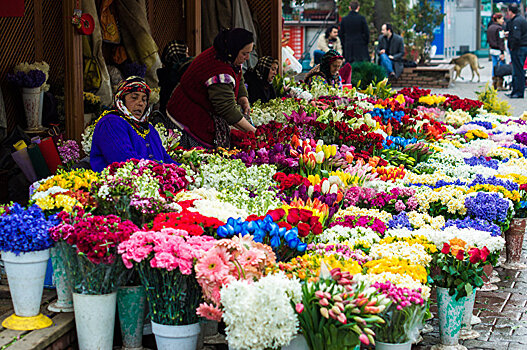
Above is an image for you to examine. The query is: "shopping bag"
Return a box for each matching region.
[282,46,302,74]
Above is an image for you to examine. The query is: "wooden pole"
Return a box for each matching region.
[63,0,84,141]
[271,0,283,74]
[34,0,43,61]
[186,0,201,56]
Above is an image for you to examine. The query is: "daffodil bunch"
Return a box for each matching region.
[419,94,446,106]
[465,129,489,141]
[363,257,428,284]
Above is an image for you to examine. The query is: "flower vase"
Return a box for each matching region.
[22,87,44,132]
[151,321,200,350]
[459,290,479,340]
[117,285,147,350]
[48,245,74,312]
[375,340,413,350]
[1,249,53,330]
[431,287,468,350]
[503,218,527,270]
[73,292,117,350]
[480,264,498,291]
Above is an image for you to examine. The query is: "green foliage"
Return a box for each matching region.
[476,82,512,116]
[361,78,395,99]
[351,61,387,89]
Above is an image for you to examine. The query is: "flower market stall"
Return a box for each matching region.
[1,80,527,350]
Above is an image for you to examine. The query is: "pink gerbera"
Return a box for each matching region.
[238,249,265,267]
[195,254,229,281]
[196,302,223,321]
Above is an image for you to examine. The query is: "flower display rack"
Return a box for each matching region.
[0,286,75,350]
[390,64,455,88]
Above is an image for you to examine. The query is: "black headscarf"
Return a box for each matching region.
[213,28,254,64]
[161,40,188,67]
[251,56,279,81]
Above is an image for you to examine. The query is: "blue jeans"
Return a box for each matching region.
[510,46,527,97]
[491,54,505,77]
[379,53,394,74]
[314,50,325,65]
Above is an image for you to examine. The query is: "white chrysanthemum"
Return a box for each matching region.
[316,226,381,246]
[221,273,301,350]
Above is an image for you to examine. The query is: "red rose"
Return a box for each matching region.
[273,172,287,182]
[308,216,319,227]
[441,243,450,254]
[297,222,311,237]
[277,221,293,230]
[311,221,323,235]
[480,246,490,262]
[299,209,313,223]
[246,214,263,222]
[456,249,465,261]
[268,208,286,222]
[287,209,300,225]
[468,248,481,264]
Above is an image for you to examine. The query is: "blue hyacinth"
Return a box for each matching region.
[444,217,501,237]
[464,192,511,224]
[387,212,413,230]
[467,174,519,192]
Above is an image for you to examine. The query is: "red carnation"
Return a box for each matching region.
[441,243,450,254]
[297,222,311,237]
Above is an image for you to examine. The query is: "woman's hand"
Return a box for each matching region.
[238,96,251,116]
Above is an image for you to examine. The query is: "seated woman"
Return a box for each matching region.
[304,49,344,89]
[90,76,175,172]
[167,28,256,149]
[244,56,279,104]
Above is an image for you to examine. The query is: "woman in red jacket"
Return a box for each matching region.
[167,28,256,149]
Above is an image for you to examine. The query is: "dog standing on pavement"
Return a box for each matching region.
[450,53,484,82]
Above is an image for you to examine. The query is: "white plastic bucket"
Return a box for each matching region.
[2,249,50,317]
[151,321,200,350]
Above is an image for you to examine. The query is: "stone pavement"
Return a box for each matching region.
[414,235,527,350]
[418,58,526,119]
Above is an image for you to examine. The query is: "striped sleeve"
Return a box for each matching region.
[205,74,236,87]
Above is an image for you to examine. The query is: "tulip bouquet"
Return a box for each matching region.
[50,210,139,294]
[216,215,307,261]
[373,280,427,344]
[195,235,276,322]
[118,228,216,325]
[430,238,487,299]
[295,267,389,349]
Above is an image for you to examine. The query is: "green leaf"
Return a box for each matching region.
[465,283,473,296]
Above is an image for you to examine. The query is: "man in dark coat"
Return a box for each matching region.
[505,3,527,99]
[339,1,370,63]
[376,23,405,78]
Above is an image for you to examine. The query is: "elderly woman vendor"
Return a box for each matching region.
[90,76,175,172]
[167,28,256,149]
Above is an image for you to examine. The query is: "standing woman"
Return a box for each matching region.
[90,76,175,172]
[304,49,344,89]
[487,13,506,89]
[167,28,256,149]
[244,56,279,104]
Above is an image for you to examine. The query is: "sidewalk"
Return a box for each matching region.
[423,58,526,119]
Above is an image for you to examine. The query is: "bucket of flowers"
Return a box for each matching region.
[0,203,58,330]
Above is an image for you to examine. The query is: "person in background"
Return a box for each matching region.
[340,1,370,63]
[505,3,527,99]
[90,76,175,172]
[156,40,192,116]
[167,28,256,149]
[305,49,344,89]
[312,25,343,65]
[244,56,279,104]
[487,13,507,90]
[376,23,405,78]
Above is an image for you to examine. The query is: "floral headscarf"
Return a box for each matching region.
[114,76,151,123]
[252,56,279,81]
[319,49,344,82]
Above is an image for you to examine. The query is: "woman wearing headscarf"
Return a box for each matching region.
[304,49,344,89]
[167,28,256,149]
[90,76,175,172]
[156,40,192,115]
[244,56,279,104]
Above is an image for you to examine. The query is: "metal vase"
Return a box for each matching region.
[117,285,147,350]
[48,245,74,312]
[435,287,467,346]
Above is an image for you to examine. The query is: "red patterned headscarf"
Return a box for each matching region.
[114,76,151,122]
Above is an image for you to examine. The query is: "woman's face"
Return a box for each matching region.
[234,43,254,66]
[268,63,279,82]
[124,92,148,119]
[330,59,344,75]
[497,17,505,25]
